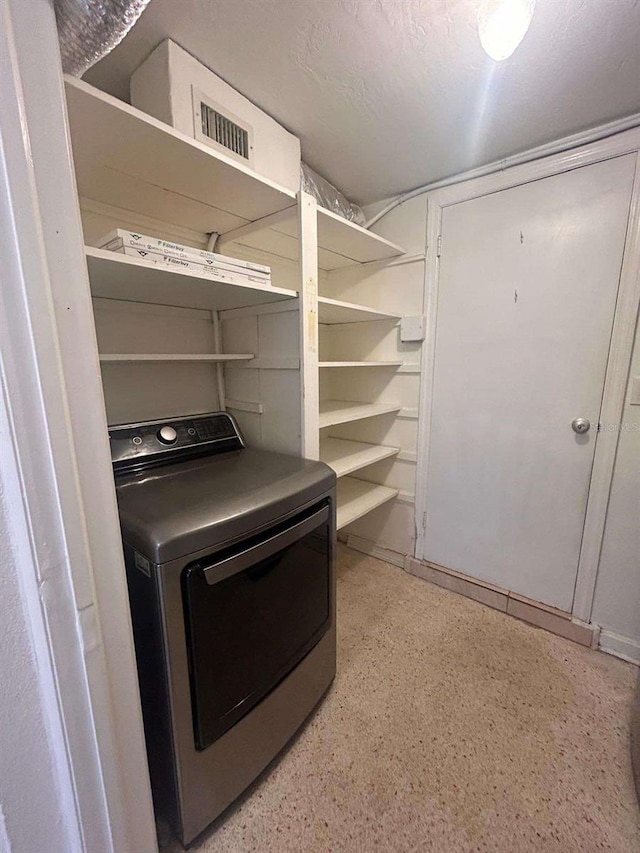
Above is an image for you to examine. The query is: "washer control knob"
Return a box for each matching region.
[157,425,178,445]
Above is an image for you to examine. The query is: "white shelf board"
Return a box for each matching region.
[319,399,401,428]
[337,477,399,529]
[318,296,402,325]
[225,207,406,271]
[317,208,405,268]
[320,437,399,478]
[319,361,403,368]
[65,76,295,234]
[99,353,253,363]
[86,247,298,311]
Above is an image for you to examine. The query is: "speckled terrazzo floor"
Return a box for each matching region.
[161,545,640,852]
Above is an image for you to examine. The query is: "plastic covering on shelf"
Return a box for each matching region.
[55,0,152,76]
[301,162,365,226]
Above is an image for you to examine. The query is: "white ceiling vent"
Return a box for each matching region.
[130,42,300,191]
[193,88,254,166]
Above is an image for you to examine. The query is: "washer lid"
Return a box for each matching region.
[115,447,335,564]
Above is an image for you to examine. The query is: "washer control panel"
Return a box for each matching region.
[109,412,244,472]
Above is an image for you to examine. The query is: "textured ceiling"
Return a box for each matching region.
[84,0,640,205]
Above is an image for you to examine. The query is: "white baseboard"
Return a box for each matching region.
[345,534,406,568]
[407,557,597,648]
[598,629,640,665]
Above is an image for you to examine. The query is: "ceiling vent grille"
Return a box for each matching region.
[200,102,250,160]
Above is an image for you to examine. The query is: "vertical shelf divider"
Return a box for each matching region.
[211,309,227,412]
[298,190,320,459]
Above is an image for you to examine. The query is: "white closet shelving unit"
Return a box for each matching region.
[65,75,304,438]
[216,201,405,271]
[310,213,407,526]
[209,134,408,526]
[318,370,404,527]
[85,247,298,311]
[65,77,296,231]
[314,230,406,527]
[64,74,407,529]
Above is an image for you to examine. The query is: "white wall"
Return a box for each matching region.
[93,298,222,424]
[0,400,80,853]
[592,311,640,662]
[221,302,302,454]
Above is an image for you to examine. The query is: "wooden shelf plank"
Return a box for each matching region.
[317,208,405,268]
[222,207,406,271]
[320,437,399,478]
[319,361,403,368]
[86,247,297,311]
[65,76,295,234]
[318,296,402,325]
[319,399,401,428]
[337,477,399,529]
[99,353,253,363]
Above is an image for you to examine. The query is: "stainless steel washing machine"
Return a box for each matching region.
[110,412,336,846]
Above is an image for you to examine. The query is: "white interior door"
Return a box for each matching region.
[423,155,635,611]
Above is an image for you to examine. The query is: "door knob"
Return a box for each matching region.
[571,417,591,434]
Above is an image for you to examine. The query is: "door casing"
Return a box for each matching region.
[415,129,640,623]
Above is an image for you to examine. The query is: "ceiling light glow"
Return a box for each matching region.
[478,0,536,61]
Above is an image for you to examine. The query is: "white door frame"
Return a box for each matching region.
[0,1,157,850]
[415,127,640,623]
